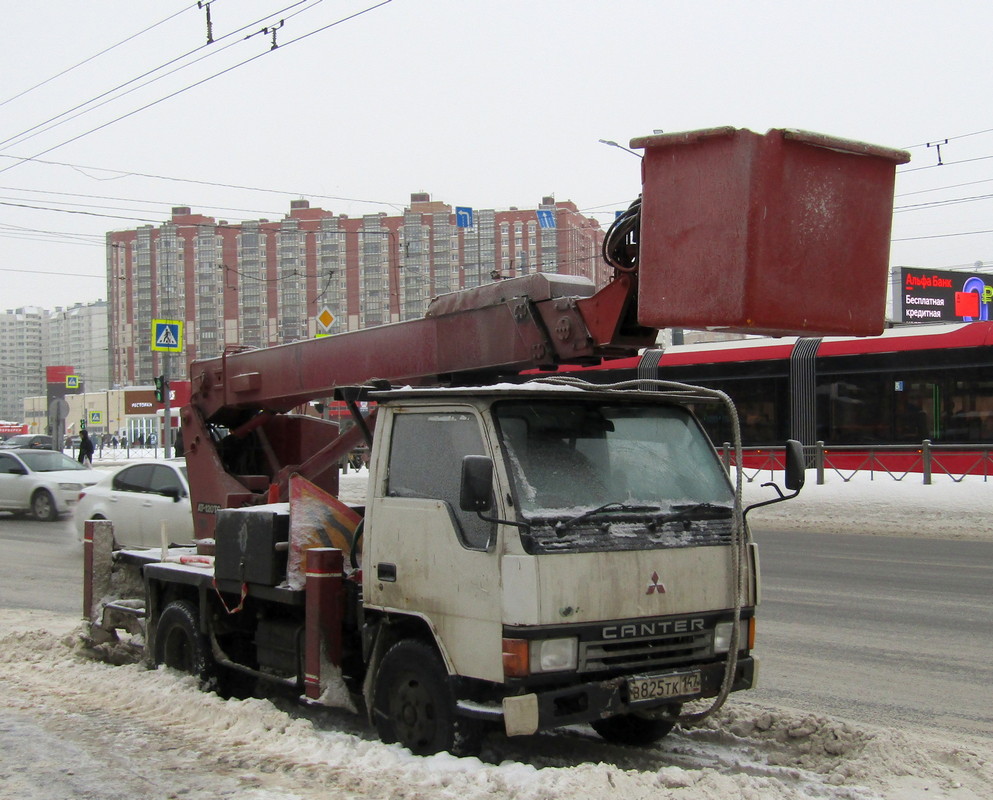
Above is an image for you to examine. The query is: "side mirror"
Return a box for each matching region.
[743,439,806,523]
[459,455,493,513]
[784,439,806,491]
[160,486,183,502]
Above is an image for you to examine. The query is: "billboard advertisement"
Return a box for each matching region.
[899,267,992,323]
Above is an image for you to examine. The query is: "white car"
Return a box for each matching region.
[75,459,194,548]
[0,449,99,521]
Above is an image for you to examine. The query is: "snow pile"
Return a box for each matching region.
[1,611,991,800]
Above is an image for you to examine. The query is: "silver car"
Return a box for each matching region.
[0,449,99,521]
[74,459,193,548]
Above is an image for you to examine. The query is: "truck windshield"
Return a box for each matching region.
[493,399,734,552]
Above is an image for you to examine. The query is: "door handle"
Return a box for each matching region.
[377,562,397,582]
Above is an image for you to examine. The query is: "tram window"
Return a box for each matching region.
[944,379,993,442]
[892,384,931,442]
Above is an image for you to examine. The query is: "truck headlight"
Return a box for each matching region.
[530,637,578,673]
[714,619,753,654]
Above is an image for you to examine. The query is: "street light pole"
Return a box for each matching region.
[597,138,643,159]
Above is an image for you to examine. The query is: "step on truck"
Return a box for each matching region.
[83,127,909,755]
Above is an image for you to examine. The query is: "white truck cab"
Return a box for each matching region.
[361,382,759,751]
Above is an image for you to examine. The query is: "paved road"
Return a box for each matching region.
[0,513,81,617]
[750,527,993,738]
[1,514,991,739]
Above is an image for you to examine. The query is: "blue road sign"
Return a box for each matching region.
[151,319,183,352]
[536,209,556,229]
[455,206,474,228]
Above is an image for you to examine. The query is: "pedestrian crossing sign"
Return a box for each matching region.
[65,375,80,389]
[151,319,183,352]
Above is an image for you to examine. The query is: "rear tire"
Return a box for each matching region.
[591,706,680,746]
[31,489,57,522]
[372,639,482,757]
[153,600,213,682]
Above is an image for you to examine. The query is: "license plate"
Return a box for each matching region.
[627,671,702,703]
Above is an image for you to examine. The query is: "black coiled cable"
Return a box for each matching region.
[601,195,641,273]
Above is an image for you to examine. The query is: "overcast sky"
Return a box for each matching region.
[1,0,992,311]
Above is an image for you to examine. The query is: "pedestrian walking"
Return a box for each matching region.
[78,429,95,467]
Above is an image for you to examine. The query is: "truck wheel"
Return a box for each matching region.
[154,600,212,682]
[591,706,680,746]
[372,639,482,757]
[31,489,57,521]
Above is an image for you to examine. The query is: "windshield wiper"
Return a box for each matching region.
[554,502,659,535]
[657,502,733,523]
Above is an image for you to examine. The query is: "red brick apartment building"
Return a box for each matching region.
[107,195,606,385]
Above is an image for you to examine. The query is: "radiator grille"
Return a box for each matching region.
[580,629,713,673]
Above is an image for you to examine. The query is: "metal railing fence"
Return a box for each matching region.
[721,441,993,484]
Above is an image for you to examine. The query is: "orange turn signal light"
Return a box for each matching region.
[502,638,529,678]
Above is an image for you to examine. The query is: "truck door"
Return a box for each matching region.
[365,407,503,683]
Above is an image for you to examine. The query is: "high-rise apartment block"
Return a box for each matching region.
[45,300,110,393]
[0,307,45,422]
[0,301,109,424]
[106,195,606,385]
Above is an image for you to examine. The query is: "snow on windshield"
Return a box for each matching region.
[495,400,732,516]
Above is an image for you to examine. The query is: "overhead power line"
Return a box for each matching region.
[0,200,164,224]
[0,0,394,177]
[898,152,993,175]
[892,228,993,243]
[0,185,284,219]
[0,2,199,110]
[0,153,405,209]
[901,127,993,150]
[0,266,105,279]
[0,1,320,153]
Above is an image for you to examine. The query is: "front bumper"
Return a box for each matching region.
[485,657,755,737]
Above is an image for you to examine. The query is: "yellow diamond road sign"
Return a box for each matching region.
[317,307,335,331]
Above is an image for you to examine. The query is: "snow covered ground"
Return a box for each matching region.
[0,466,990,799]
[736,466,992,541]
[0,607,990,800]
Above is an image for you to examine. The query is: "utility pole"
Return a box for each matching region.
[162,351,171,457]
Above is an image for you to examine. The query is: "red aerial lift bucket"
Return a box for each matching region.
[632,127,910,337]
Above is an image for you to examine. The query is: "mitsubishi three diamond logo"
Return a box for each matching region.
[646,571,666,595]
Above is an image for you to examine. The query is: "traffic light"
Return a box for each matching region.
[154,375,166,402]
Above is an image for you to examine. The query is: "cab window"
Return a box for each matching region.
[386,411,494,550]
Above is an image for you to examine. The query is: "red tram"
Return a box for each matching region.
[565,322,993,451]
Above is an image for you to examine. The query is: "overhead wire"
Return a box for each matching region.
[0,0,320,152]
[0,185,284,219]
[0,2,200,110]
[0,0,394,177]
[0,155,405,210]
[0,266,105,279]
[901,127,993,150]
